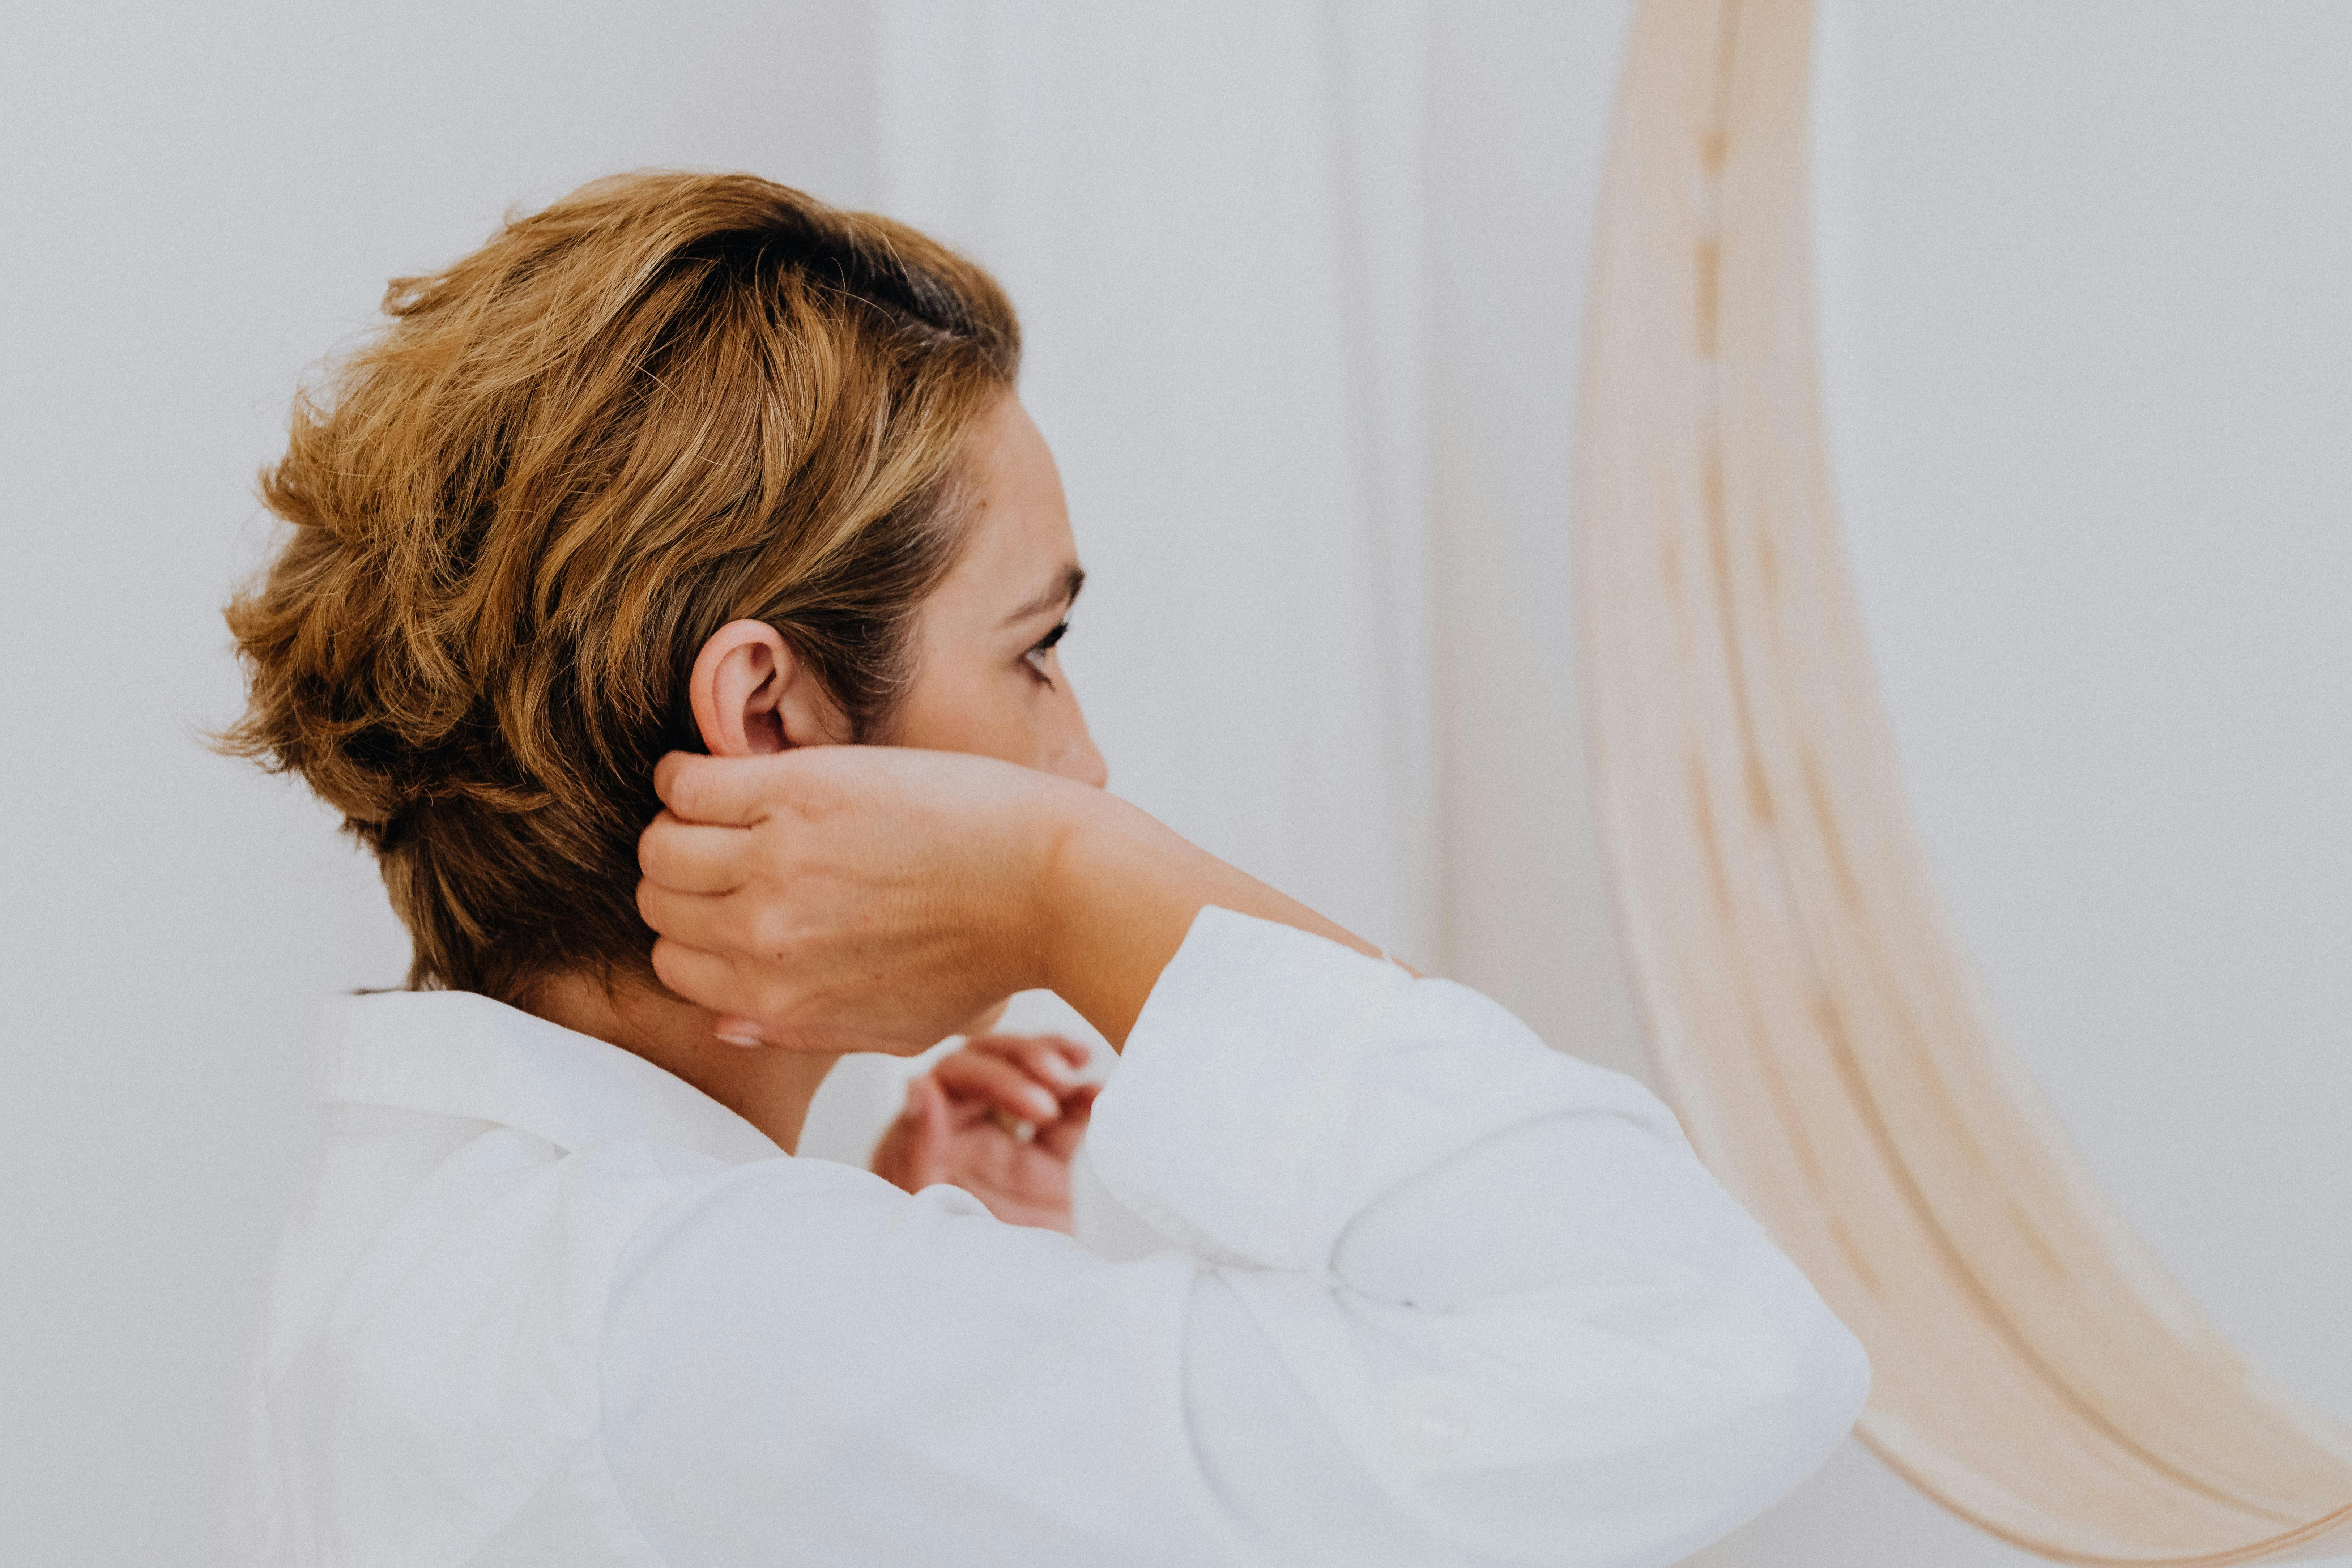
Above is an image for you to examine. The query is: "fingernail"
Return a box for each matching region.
[1025,1088,1058,1120]
[714,1019,768,1048]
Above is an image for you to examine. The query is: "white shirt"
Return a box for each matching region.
[242,907,1867,1567]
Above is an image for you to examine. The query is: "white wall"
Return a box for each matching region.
[0,7,874,1561]
[875,0,1444,966]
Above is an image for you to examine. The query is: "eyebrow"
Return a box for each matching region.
[1001,563,1085,628]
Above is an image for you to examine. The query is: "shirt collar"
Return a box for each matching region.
[320,989,785,1166]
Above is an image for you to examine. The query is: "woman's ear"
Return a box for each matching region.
[688,620,845,757]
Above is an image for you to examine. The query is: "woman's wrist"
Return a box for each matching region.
[1030,789,1202,1046]
[1030,785,1385,1048]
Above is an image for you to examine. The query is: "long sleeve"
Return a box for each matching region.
[598,907,1866,1566]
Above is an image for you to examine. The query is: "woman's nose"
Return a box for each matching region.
[1056,707,1108,789]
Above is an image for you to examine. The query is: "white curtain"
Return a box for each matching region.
[877,0,1437,963]
[870,1,1649,1085]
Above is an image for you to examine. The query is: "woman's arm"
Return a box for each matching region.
[1068,910,1869,1563]
[600,905,1867,1566]
[625,748,1868,1562]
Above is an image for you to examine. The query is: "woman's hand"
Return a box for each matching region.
[637,746,1384,1053]
[637,747,1083,1056]
[869,1034,1099,1233]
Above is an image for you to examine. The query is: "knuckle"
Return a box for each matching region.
[639,889,680,942]
[665,760,708,818]
[636,817,673,878]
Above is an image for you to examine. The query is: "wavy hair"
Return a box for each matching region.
[219,171,1020,1000]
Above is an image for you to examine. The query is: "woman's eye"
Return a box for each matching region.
[1023,621,1069,678]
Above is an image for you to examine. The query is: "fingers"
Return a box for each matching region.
[648,936,763,1022]
[653,751,787,826]
[964,1032,1093,1082]
[1039,1034,1095,1072]
[637,879,751,957]
[934,1047,1065,1124]
[638,811,754,894]
[1035,1083,1099,1158]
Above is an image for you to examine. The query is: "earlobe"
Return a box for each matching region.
[689,620,795,757]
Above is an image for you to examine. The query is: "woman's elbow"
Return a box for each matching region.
[1571,1292,1871,1564]
[1409,1289,1870,1567]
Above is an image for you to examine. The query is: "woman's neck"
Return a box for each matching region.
[523,971,840,1155]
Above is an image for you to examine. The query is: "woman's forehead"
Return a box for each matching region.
[943,399,1081,621]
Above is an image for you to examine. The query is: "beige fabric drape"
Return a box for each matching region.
[1571,1,2352,1560]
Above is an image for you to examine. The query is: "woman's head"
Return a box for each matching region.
[223,169,1099,1003]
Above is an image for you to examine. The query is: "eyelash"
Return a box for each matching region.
[1023,621,1069,682]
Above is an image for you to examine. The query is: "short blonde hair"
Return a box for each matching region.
[220,170,1020,1000]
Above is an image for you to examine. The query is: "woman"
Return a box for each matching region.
[226,170,1866,1566]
